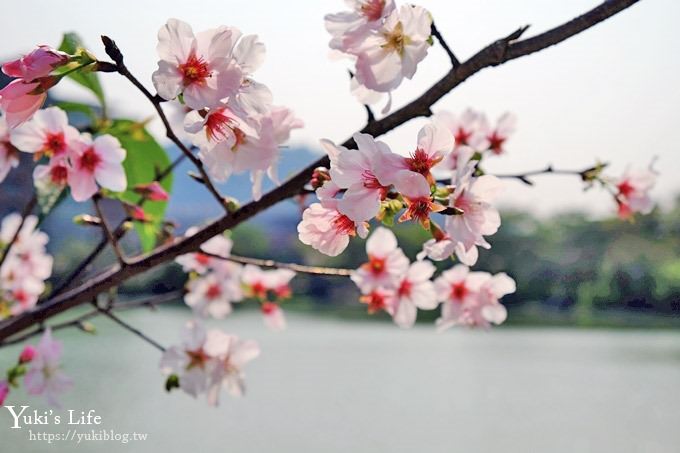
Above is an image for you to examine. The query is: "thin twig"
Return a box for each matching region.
[431,22,460,67]
[204,252,354,276]
[0,0,640,341]
[0,309,99,347]
[47,155,184,299]
[0,194,37,269]
[97,308,166,352]
[491,163,607,186]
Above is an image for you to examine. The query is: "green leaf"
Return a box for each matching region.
[53,101,98,123]
[58,32,106,109]
[103,119,173,252]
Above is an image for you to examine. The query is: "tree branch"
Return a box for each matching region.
[0,0,640,341]
[205,252,354,276]
[431,22,460,67]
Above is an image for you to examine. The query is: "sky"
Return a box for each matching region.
[2,0,679,217]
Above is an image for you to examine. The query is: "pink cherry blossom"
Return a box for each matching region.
[10,106,79,159]
[184,266,243,319]
[198,106,303,201]
[613,167,656,220]
[261,301,287,331]
[374,121,453,186]
[297,199,369,257]
[2,45,68,81]
[445,165,503,265]
[0,380,8,405]
[417,236,456,262]
[24,329,72,407]
[0,79,47,128]
[325,0,396,53]
[175,229,234,274]
[67,133,127,202]
[359,287,396,314]
[388,260,437,328]
[396,171,445,229]
[152,19,243,110]
[160,320,218,400]
[0,116,20,182]
[33,155,70,189]
[184,103,255,151]
[434,109,486,151]
[204,330,260,405]
[353,5,432,92]
[479,112,516,155]
[351,226,408,293]
[435,266,515,330]
[322,133,392,222]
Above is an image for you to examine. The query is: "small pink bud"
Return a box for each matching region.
[19,345,36,363]
[2,45,69,81]
[134,181,169,202]
[130,205,151,222]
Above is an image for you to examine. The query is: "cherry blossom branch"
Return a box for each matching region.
[431,22,460,67]
[99,36,230,212]
[204,252,354,276]
[491,163,608,186]
[0,193,37,270]
[1,292,181,347]
[0,0,640,342]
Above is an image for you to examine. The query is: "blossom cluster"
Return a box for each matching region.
[168,228,297,404]
[325,1,433,110]
[298,115,505,264]
[1,329,72,407]
[351,227,515,329]
[0,213,53,319]
[152,19,303,200]
[1,107,127,201]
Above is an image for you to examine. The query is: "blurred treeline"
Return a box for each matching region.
[51,196,680,328]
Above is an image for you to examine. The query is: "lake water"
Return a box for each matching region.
[1,310,679,452]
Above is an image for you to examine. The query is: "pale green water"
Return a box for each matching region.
[1,310,679,452]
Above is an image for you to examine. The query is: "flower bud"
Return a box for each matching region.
[310,167,331,190]
[18,345,36,364]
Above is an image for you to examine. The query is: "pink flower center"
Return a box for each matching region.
[42,132,66,157]
[261,301,278,314]
[451,282,468,302]
[49,164,68,186]
[454,127,472,146]
[250,281,267,300]
[617,180,634,198]
[206,110,237,142]
[398,279,412,297]
[194,253,211,266]
[275,285,292,299]
[205,284,222,300]
[79,147,102,173]
[360,0,386,21]
[365,254,386,275]
[179,53,211,86]
[360,291,387,314]
[405,148,440,179]
[332,214,357,236]
[186,348,209,370]
[405,197,433,224]
[487,132,505,154]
